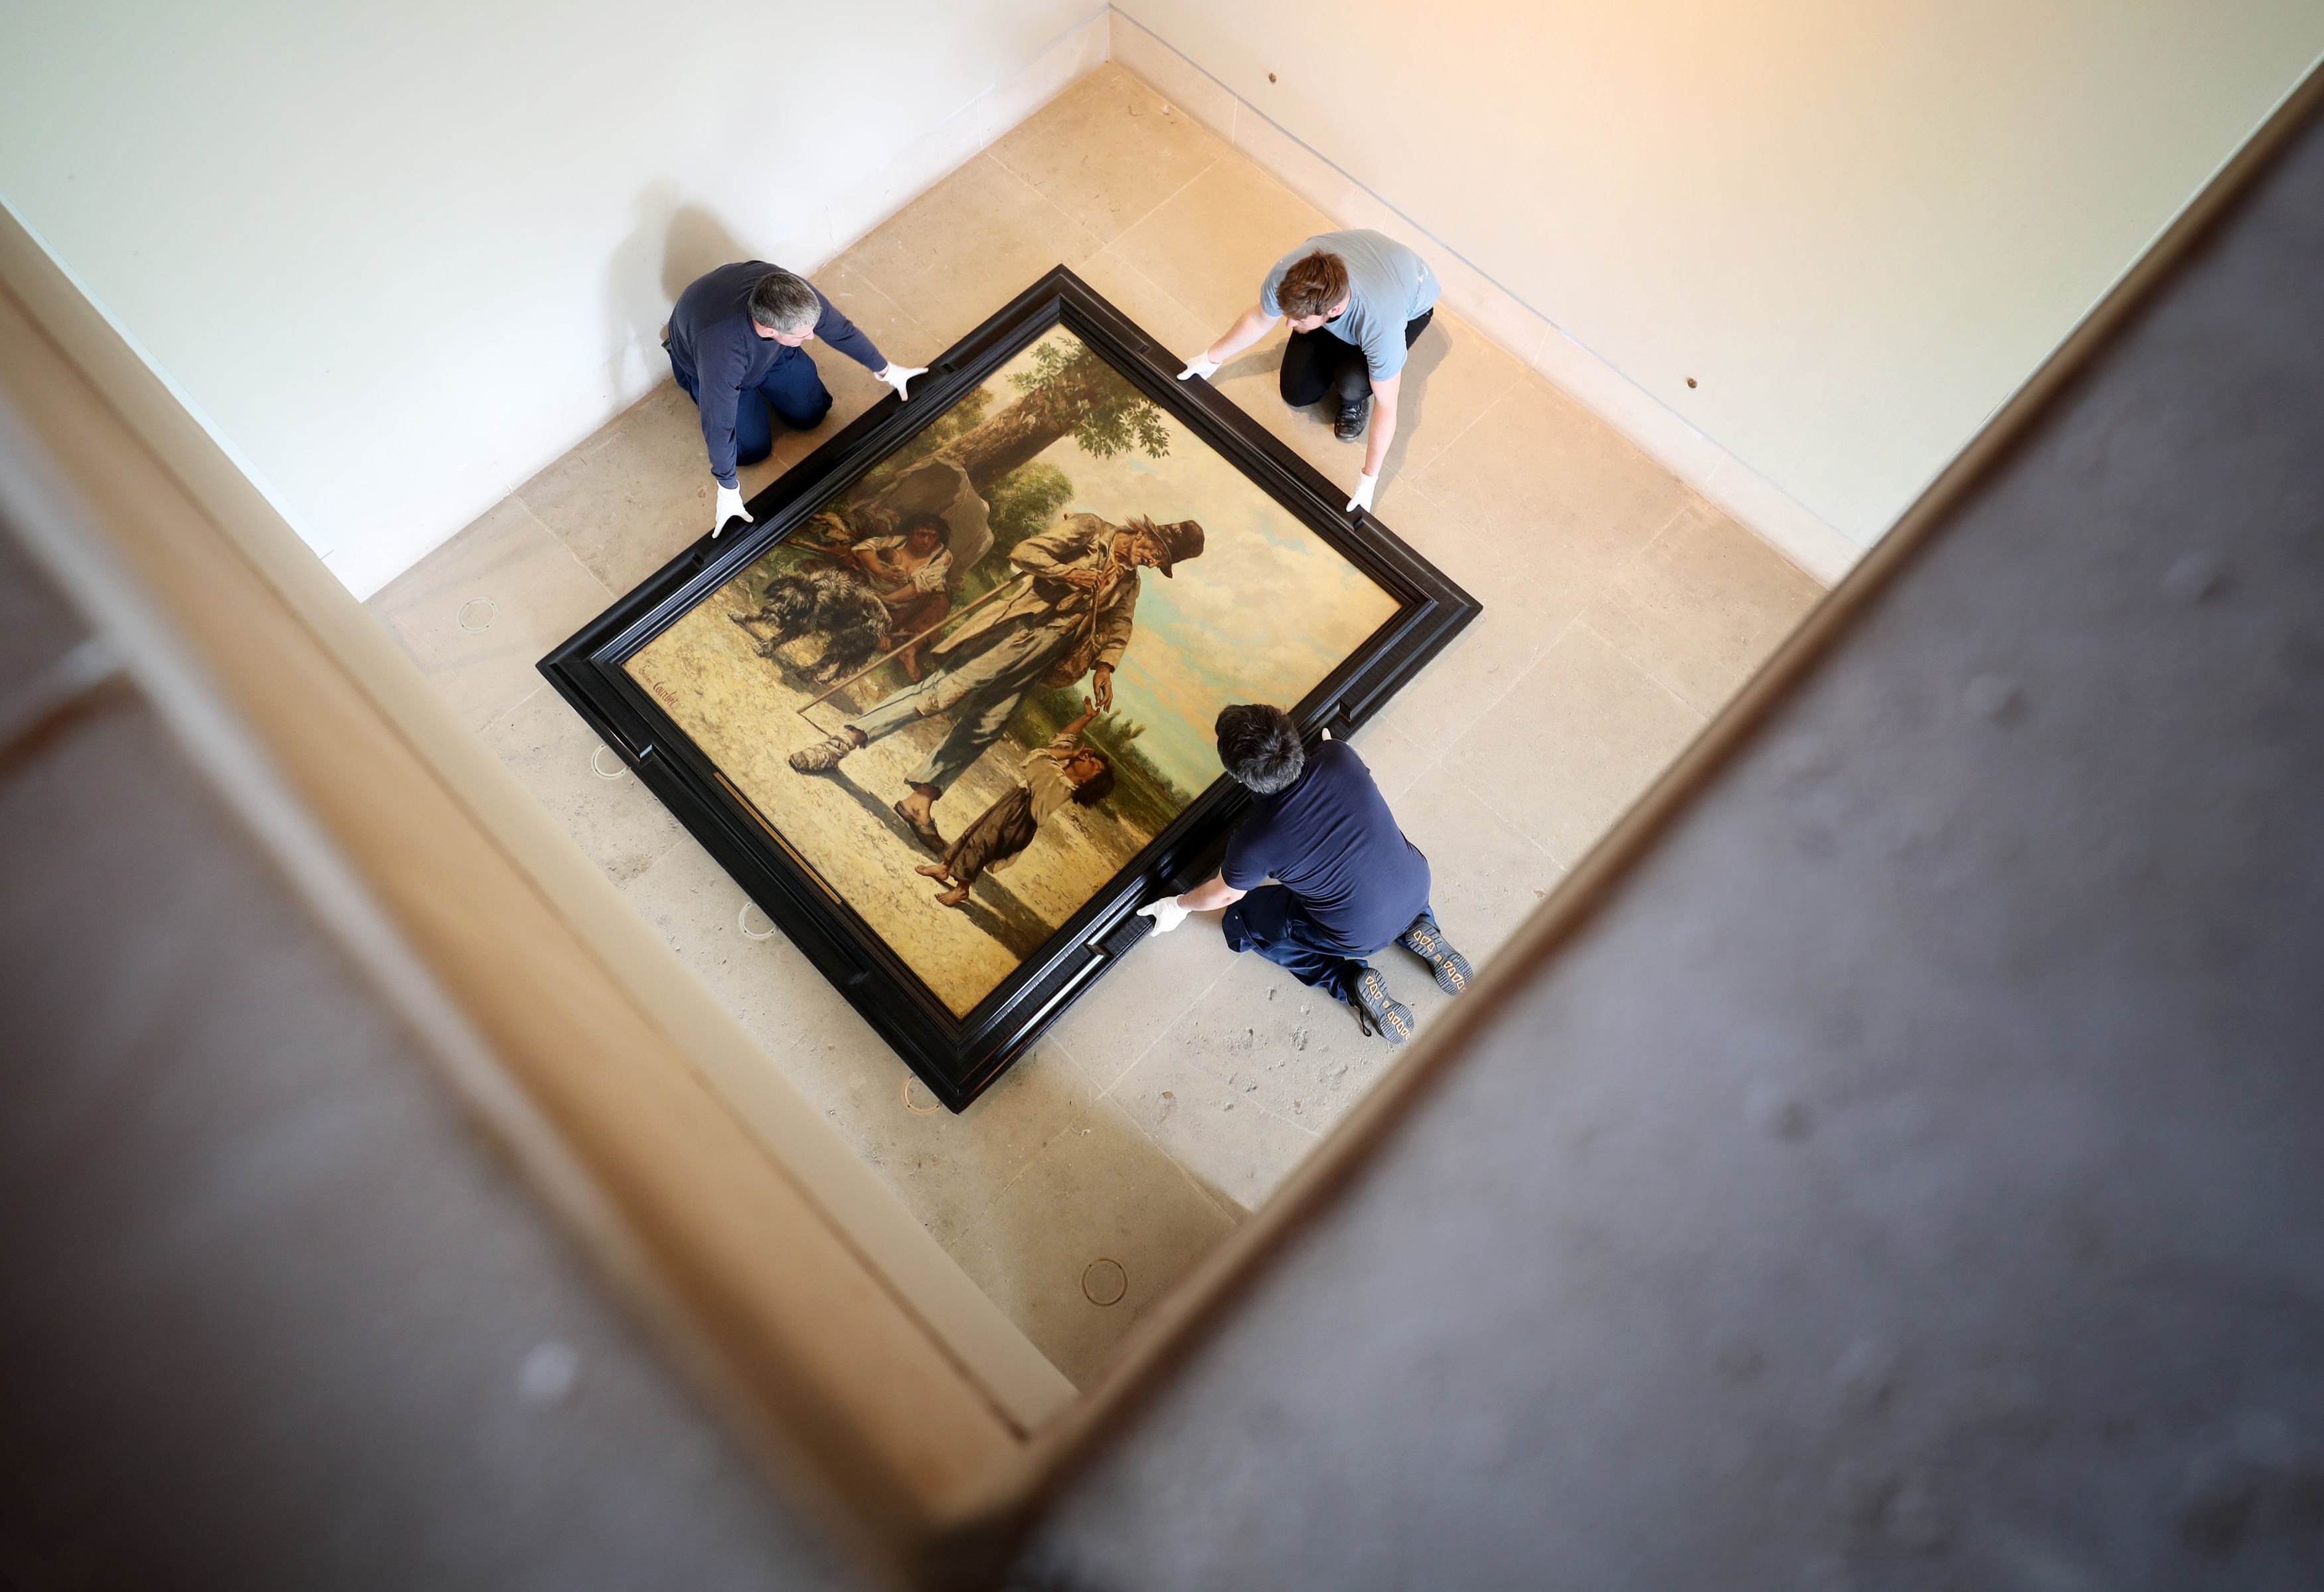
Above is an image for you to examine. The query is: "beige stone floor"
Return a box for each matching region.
[367,64,1825,1386]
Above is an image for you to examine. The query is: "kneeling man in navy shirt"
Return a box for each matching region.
[1139,703,1471,1043]
[665,261,928,537]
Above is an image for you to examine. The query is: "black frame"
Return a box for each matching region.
[540,267,1477,1110]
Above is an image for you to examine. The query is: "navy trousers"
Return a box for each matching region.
[1221,883,1393,1002]
[668,344,833,469]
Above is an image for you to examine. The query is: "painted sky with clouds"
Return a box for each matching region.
[985,333,1398,795]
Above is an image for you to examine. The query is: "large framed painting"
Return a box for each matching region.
[540,268,1477,1109]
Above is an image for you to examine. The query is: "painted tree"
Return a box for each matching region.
[859,387,992,489]
[956,461,1077,602]
[936,335,1171,491]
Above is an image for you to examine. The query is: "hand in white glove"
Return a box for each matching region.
[1136,895,1191,935]
[712,482,749,537]
[1177,352,1220,382]
[1345,473,1379,514]
[879,363,928,400]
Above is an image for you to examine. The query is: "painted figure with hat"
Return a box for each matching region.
[789,509,1205,850]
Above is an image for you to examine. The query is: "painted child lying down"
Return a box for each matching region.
[917,697,1116,909]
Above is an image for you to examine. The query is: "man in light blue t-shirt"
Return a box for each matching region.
[1177,229,1440,514]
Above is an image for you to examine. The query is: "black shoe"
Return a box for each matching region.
[1397,911,1473,995]
[1346,966,1414,1044]
[1335,394,1372,442]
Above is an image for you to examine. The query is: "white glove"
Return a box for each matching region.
[1136,895,1190,934]
[1177,353,1220,382]
[1346,473,1378,514]
[879,363,927,400]
[712,482,749,537]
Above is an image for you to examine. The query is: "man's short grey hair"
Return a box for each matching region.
[1215,703,1304,796]
[748,269,821,335]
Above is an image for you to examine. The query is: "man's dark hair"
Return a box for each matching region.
[1071,752,1116,807]
[748,268,821,334]
[1215,703,1303,795]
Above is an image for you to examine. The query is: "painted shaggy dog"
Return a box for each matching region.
[731,567,890,683]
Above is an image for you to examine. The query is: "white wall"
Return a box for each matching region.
[0,0,1103,596]
[1114,0,2324,558]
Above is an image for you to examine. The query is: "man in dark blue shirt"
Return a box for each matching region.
[664,262,928,537]
[1138,703,1473,1043]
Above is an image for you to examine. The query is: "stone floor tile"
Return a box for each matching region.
[1444,622,1708,867]
[988,64,1228,246]
[1070,248,1216,365]
[1584,497,1829,717]
[1045,906,1240,1091]
[616,835,851,1053]
[1133,950,1405,1148]
[1396,762,1564,965]
[788,1031,1102,1253]
[1359,600,1567,764]
[954,1097,1238,1385]
[1110,157,1331,333]
[513,383,708,600]
[478,685,685,884]
[620,840,1114,1250]
[1111,1035,1321,1214]
[1341,717,1436,803]
[832,154,1105,349]
[366,496,614,731]
[1406,376,1695,624]
[1370,309,1528,479]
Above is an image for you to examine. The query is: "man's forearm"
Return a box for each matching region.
[815,292,887,373]
[1206,306,1280,365]
[1363,397,1398,480]
[1177,873,1246,912]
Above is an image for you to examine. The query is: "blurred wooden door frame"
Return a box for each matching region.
[1,61,2313,1586]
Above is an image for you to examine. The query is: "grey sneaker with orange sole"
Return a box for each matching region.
[1347,966,1415,1043]
[1397,910,1473,995]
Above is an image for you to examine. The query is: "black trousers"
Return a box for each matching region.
[1279,309,1434,410]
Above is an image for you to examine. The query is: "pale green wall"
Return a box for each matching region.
[1119,0,2324,545]
[0,0,1100,594]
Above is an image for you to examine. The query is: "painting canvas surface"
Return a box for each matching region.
[626,329,1399,1016]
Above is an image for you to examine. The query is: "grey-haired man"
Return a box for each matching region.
[665,261,930,535]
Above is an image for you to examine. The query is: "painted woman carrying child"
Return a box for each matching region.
[916,697,1115,909]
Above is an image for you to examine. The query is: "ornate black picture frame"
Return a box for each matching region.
[539,266,1477,1110]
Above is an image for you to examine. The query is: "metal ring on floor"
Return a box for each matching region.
[589,745,627,780]
[1081,1257,1128,1307]
[902,1077,944,1116]
[737,902,777,940]
[456,597,497,632]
